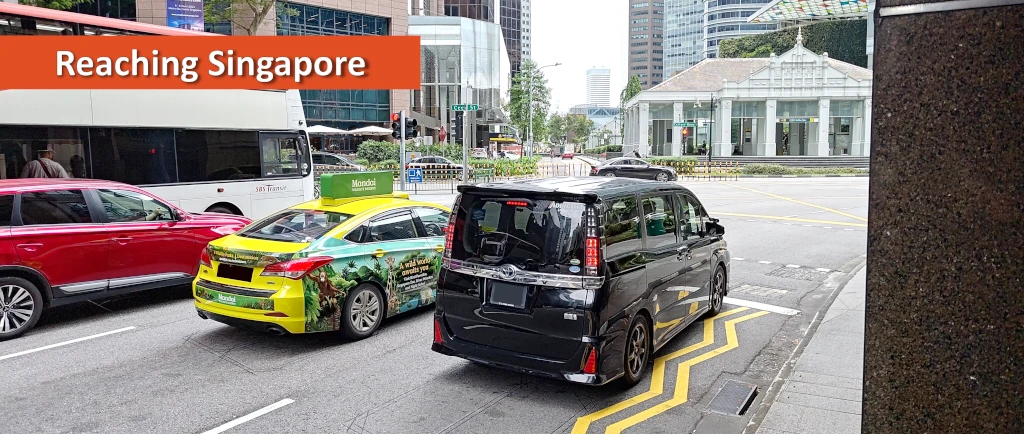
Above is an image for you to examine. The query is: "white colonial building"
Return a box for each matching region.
[623,30,873,158]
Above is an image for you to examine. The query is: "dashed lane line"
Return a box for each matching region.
[714,212,866,228]
[718,183,869,223]
[569,307,750,434]
[603,310,772,434]
[0,326,136,362]
[201,399,294,434]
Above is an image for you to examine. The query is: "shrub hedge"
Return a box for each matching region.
[740,164,868,175]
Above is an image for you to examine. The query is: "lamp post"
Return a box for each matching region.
[694,95,717,163]
[528,62,561,159]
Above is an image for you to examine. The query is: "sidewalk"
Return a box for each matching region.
[755,266,865,434]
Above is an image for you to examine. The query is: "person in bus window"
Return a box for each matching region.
[70,155,86,178]
[21,149,70,179]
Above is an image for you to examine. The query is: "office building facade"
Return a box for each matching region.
[663,0,703,78]
[586,68,611,107]
[702,0,776,59]
[444,0,524,77]
[521,0,531,59]
[627,1,664,89]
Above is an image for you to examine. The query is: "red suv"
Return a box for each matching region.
[0,179,252,340]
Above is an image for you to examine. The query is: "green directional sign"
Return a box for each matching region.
[320,171,394,201]
[673,122,696,127]
[451,104,480,111]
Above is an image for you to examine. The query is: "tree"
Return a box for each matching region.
[505,59,552,147]
[18,0,89,11]
[619,75,643,137]
[547,113,568,145]
[567,114,595,152]
[204,0,298,36]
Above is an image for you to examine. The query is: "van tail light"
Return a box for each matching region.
[199,248,212,268]
[583,347,598,375]
[584,206,600,277]
[443,196,461,261]
[433,318,443,344]
[260,256,334,280]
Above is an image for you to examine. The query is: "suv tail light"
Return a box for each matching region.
[199,248,212,268]
[583,347,598,375]
[260,256,334,280]
[584,206,600,276]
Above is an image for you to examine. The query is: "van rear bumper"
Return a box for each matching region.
[431,314,620,386]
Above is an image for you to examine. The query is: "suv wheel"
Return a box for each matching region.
[621,315,651,387]
[0,278,44,341]
[707,265,726,317]
[340,284,384,340]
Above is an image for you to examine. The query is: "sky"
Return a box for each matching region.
[531,0,628,113]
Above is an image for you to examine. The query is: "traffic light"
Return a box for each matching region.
[453,112,464,143]
[405,117,418,139]
[681,127,690,137]
[391,112,401,139]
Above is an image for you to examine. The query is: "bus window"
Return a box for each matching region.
[88,128,177,185]
[175,130,261,182]
[0,126,85,179]
[259,133,302,177]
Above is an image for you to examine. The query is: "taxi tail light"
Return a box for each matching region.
[199,248,212,268]
[583,347,598,375]
[260,256,334,280]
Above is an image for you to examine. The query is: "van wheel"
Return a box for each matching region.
[707,265,726,317]
[340,284,384,340]
[0,278,44,341]
[620,315,651,387]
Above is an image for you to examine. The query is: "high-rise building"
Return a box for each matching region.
[702,0,777,60]
[586,68,612,107]
[521,0,531,60]
[445,0,525,77]
[663,0,704,78]
[627,1,665,89]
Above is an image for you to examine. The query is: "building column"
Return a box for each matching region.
[717,99,732,156]
[815,98,831,155]
[863,98,872,156]
[851,116,864,156]
[671,102,683,156]
[764,99,777,156]
[638,103,650,156]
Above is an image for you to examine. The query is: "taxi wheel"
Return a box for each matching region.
[340,284,384,340]
[0,277,44,342]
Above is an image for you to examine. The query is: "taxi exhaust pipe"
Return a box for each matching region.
[267,326,287,336]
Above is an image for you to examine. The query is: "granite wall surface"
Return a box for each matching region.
[864,1,1024,432]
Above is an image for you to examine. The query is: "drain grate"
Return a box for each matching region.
[707,380,758,416]
[766,267,830,282]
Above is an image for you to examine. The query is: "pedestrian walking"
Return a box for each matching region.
[21,149,70,179]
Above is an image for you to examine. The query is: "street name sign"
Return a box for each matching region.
[673,122,696,127]
[451,104,480,111]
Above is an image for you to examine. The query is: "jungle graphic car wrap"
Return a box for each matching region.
[301,245,443,333]
[206,245,295,268]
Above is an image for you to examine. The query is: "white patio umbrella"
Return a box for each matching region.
[306,125,348,134]
[348,125,394,136]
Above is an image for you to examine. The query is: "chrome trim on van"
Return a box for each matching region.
[443,259,605,290]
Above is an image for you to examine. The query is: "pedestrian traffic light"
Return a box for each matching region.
[391,112,401,139]
[453,112,464,143]
[405,117,418,139]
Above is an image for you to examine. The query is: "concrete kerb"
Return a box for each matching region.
[742,254,868,434]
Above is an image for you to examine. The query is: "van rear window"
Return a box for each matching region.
[453,195,587,274]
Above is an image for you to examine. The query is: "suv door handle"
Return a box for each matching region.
[112,236,133,244]
[17,243,42,252]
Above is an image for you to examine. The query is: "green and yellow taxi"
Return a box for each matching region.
[193,171,451,340]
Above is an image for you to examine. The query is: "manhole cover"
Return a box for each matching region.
[766,267,830,282]
[730,284,789,299]
[707,379,758,416]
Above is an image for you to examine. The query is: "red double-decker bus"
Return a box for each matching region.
[0,2,215,36]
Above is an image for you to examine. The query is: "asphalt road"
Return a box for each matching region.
[0,178,867,434]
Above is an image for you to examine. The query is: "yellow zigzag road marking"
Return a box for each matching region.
[570,307,749,434]
[715,212,867,228]
[718,182,868,223]
[604,310,771,434]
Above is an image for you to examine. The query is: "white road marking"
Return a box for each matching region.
[723,297,800,316]
[844,228,855,231]
[823,227,832,229]
[784,215,799,218]
[0,326,136,362]
[816,268,833,272]
[734,257,745,261]
[746,220,757,222]
[786,264,801,268]
[758,261,772,264]
[202,399,295,434]
[802,225,813,227]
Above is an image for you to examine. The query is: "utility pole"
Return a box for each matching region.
[461,84,469,182]
[399,110,407,191]
[528,71,533,159]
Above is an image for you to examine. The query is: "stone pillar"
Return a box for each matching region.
[672,102,683,156]
[717,99,732,156]
[851,116,864,156]
[862,98,872,156]
[815,98,830,155]
[864,3,1024,433]
[638,103,650,156]
[764,99,777,156]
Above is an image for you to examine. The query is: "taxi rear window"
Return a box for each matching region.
[238,209,353,243]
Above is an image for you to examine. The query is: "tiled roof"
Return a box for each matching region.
[826,58,873,80]
[649,59,771,92]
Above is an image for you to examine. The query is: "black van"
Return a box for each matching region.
[431,177,729,387]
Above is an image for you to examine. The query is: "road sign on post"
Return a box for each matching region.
[407,167,423,183]
[673,122,696,127]
[451,104,480,111]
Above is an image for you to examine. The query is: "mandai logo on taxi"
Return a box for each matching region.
[217,294,237,305]
[351,178,377,192]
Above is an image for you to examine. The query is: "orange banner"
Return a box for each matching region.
[0,36,421,90]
